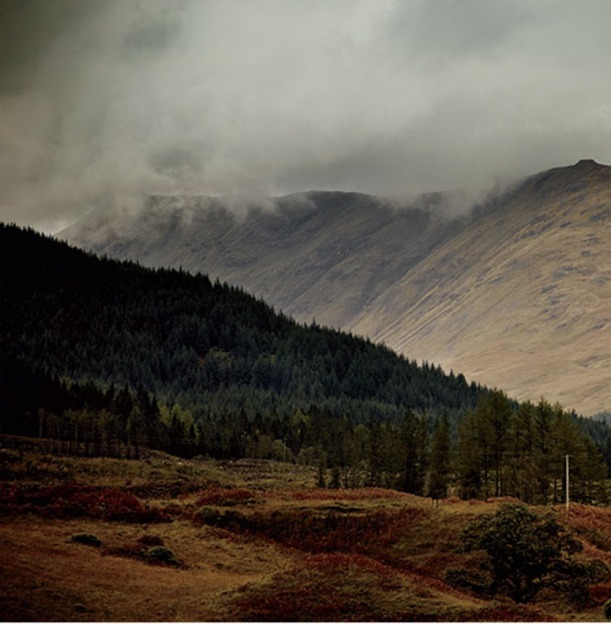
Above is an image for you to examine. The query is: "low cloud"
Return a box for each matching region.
[1,0,610,232]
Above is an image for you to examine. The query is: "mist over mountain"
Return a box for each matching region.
[2,1,610,233]
[61,160,611,415]
[62,189,470,330]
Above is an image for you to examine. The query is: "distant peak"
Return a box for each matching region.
[575,158,599,166]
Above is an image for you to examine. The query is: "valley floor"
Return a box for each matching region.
[1,436,609,622]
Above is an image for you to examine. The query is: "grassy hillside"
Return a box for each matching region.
[355,160,611,415]
[1,436,609,622]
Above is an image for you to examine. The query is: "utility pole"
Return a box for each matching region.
[565,454,570,513]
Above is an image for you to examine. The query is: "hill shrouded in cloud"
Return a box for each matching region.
[62,160,611,415]
[1,0,610,232]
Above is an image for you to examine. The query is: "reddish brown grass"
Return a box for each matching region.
[589,582,611,605]
[288,487,409,501]
[459,604,555,622]
[234,552,408,621]
[195,486,259,506]
[0,482,168,522]
[567,504,611,535]
[487,496,523,504]
[231,506,430,555]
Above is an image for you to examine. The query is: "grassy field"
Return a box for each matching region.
[1,435,609,621]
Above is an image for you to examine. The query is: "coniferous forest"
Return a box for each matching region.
[1,224,609,504]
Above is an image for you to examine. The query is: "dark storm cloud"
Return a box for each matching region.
[1,0,610,232]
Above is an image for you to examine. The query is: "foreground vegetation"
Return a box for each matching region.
[1,436,609,622]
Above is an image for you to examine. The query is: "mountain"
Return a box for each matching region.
[60,160,611,415]
[352,160,611,415]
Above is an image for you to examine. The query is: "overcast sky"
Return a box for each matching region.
[1,0,610,232]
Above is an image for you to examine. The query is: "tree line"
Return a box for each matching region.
[2,357,608,505]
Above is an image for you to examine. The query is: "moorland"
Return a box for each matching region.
[1,434,610,622]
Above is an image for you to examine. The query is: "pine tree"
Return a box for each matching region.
[506,401,537,502]
[488,390,512,496]
[401,410,428,495]
[428,413,451,505]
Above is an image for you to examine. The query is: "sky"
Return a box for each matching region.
[1,0,610,233]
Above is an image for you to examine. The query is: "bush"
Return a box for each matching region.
[604,598,611,620]
[145,546,180,567]
[68,532,102,547]
[196,506,244,529]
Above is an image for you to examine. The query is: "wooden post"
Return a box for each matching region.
[565,454,570,513]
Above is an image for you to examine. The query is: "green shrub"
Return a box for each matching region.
[68,533,102,547]
[604,598,611,620]
[145,546,180,567]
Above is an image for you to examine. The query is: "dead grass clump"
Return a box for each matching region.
[137,534,164,547]
[195,486,258,506]
[0,483,169,523]
[289,487,406,501]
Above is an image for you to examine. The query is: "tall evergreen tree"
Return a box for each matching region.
[401,409,428,495]
[428,413,451,505]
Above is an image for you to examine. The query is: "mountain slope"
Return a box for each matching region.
[60,160,611,414]
[353,160,611,414]
[61,191,466,330]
